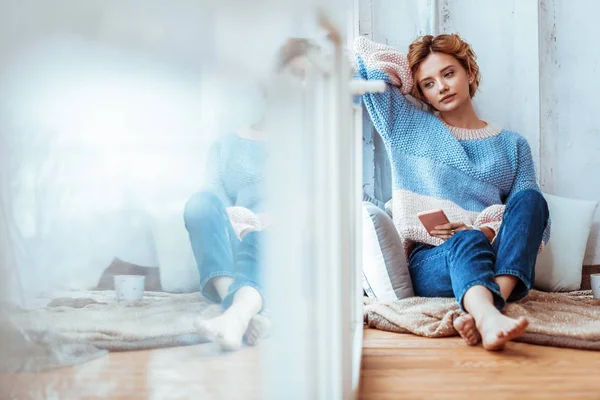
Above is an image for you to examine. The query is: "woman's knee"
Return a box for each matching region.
[509,189,546,206]
[183,191,223,225]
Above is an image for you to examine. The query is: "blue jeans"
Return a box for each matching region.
[183,191,264,310]
[408,189,549,311]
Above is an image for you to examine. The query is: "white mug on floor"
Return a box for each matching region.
[591,274,600,299]
[114,275,146,302]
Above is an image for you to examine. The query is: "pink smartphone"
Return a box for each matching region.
[417,209,450,234]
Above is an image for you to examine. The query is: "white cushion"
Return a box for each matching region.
[362,201,414,300]
[534,193,598,292]
[152,212,200,293]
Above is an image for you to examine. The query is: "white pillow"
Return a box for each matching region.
[534,193,598,292]
[362,201,414,300]
[152,212,201,293]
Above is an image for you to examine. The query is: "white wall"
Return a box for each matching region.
[0,1,280,297]
[539,0,600,264]
[0,2,210,296]
[361,0,600,264]
[438,0,541,169]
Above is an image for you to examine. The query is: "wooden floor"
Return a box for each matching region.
[0,342,263,400]
[360,329,600,400]
[2,328,600,399]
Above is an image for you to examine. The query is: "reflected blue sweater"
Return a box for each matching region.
[203,133,267,213]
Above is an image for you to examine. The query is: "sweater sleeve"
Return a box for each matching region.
[353,36,431,141]
[202,140,233,208]
[474,138,551,249]
[473,204,504,240]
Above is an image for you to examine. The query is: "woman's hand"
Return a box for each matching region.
[430,222,495,242]
[279,38,314,69]
[430,222,472,241]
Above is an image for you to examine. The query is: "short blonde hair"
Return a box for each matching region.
[407,34,481,104]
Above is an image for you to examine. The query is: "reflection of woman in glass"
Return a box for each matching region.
[184,122,269,351]
[184,38,318,351]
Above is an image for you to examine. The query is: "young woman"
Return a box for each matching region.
[183,42,312,351]
[355,34,550,351]
[183,124,269,351]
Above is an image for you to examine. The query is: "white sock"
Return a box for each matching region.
[196,286,263,351]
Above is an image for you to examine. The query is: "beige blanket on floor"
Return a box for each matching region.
[9,290,219,353]
[364,290,600,350]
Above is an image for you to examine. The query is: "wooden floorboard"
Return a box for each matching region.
[0,342,263,400]
[2,328,600,399]
[360,328,600,400]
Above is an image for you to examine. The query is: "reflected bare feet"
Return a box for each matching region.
[196,313,249,351]
[244,314,271,346]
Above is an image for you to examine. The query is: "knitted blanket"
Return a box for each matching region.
[363,290,600,350]
[5,290,263,372]
[8,290,218,354]
[0,312,107,373]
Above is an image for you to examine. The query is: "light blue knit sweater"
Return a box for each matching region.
[203,133,266,213]
[354,36,550,250]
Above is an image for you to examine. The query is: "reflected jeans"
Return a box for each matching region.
[183,191,264,310]
[408,189,549,311]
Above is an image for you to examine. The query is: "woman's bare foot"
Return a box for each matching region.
[477,314,528,351]
[196,313,249,351]
[244,314,271,346]
[453,314,481,346]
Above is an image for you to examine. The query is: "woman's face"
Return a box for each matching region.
[415,52,472,113]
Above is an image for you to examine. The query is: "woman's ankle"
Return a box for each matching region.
[462,285,502,324]
[225,286,263,324]
[494,275,518,301]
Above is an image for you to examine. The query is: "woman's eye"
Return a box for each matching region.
[445,71,454,78]
[424,82,434,89]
